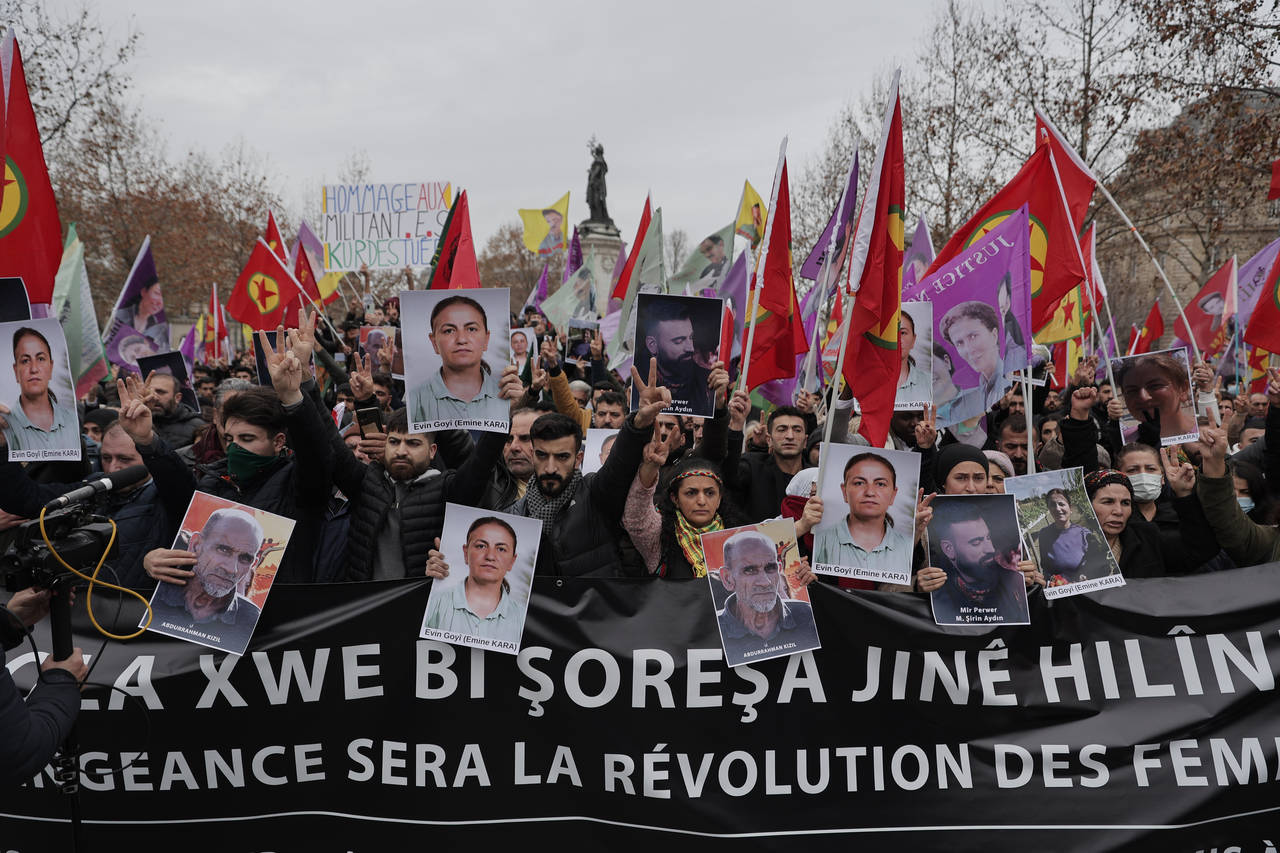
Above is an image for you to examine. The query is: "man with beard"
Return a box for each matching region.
[639,298,714,417]
[715,530,820,665]
[927,499,1029,625]
[147,508,265,651]
[504,363,669,577]
[146,371,205,449]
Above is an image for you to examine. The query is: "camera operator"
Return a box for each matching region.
[0,421,175,587]
[1,588,86,786]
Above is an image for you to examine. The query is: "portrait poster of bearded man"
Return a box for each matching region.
[630,292,724,419]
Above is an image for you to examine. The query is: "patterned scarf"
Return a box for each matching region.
[524,469,583,535]
[673,511,723,577]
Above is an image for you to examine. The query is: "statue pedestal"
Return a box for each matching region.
[578,223,625,275]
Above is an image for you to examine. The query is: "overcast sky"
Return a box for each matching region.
[51,0,935,251]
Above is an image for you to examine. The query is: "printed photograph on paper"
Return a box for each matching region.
[136,350,200,414]
[1109,347,1199,447]
[142,491,296,656]
[0,318,81,461]
[581,428,619,475]
[895,301,933,410]
[420,503,541,655]
[510,326,536,379]
[1005,466,1124,599]
[927,493,1031,626]
[811,445,920,585]
[701,518,821,667]
[631,292,723,419]
[401,288,511,434]
[359,325,399,375]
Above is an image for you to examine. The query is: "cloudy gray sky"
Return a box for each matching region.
[52,0,935,251]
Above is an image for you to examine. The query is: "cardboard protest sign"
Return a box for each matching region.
[895,301,933,410]
[320,181,452,270]
[630,292,723,418]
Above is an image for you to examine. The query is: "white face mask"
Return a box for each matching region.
[1128,472,1163,502]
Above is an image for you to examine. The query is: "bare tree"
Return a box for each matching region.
[665,228,689,274]
[8,1,139,157]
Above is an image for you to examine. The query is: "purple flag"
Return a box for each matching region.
[524,264,549,312]
[562,227,583,284]
[904,205,1033,429]
[717,252,748,360]
[179,322,197,366]
[800,151,859,293]
[758,283,822,405]
[1236,235,1280,326]
[102,236,168,356]
[902,216,935,289]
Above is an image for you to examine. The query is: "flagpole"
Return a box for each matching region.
[1094,181,1202,362]
[1022,369,1036,476]
[804,147,859,395]
[737,136,789,394]
[1048,149,1114,389]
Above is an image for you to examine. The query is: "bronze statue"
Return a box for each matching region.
[586,142,614,228]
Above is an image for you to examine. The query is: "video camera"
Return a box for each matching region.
[1,505,116,592]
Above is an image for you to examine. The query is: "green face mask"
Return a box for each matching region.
[226,442,280,481]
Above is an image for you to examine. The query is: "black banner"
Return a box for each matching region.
[5,567,1280,851]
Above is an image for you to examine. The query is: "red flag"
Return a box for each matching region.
[611,195,652,301]
[1175,257,1236,358]
[1132,299,1164,355]
[429,190,479,289]
[925,144,1091,333]
[1243,250,1280,353]
[264,210,288,262]
[1269,157,1280,202]
[1034,112,1097,226]
[292,238,332,304]
[227,239,304,330]
[1126,324,1139,355]
[742,158,807,391]
[0,32,62,305]
[1247,345,1270,394]
[843,82,905,446]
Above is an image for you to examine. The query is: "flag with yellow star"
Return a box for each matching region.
[0,31,62,304]
[227,238,304,330]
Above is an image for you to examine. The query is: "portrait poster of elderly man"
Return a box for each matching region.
[902,205,1033,429]
[1005,466,1124,599]
[142,491,296,656]
[631,292,723,419]
[701,519,820,667]
[421,503,542,655]
[402,288,512,433]
[811,445,920,585]
[0,318,81,461]
[925,494,1030,627]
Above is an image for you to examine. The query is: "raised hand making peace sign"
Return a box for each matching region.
[629,360,671,429]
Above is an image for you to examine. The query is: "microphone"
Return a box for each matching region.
[43,465,150,511]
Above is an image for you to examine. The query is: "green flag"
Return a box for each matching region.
[608,207,665,370]
[668,222,735,294]
[52,224,108,397]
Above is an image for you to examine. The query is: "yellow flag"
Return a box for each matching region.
[1034,284,1085,344]
[518,192,570,255]
[735,180,768,250]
